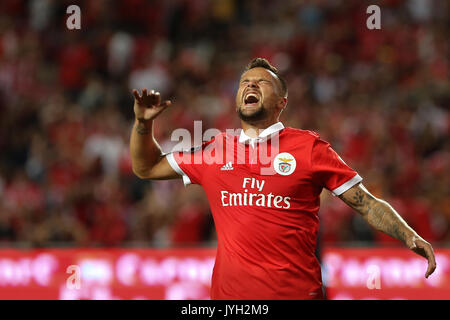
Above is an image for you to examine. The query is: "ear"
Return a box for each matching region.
[277,97,287,111]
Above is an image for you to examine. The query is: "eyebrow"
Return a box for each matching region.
[240,78,271,82]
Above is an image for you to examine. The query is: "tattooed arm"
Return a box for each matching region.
[339,183,437,278]
[129,89,180,180]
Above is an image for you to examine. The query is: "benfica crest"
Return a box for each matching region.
[278,158,293,173]
[273,152,297,176]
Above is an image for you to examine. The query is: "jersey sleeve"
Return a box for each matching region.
[166,139,214,186]
[311,138,362,196]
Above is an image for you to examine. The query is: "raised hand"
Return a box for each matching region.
[133,89,172,122]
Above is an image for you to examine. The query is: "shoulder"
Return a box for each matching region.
[282,127,324,143]
[282,128,336,158]
[203,131,228,146]
[192,131,231,151]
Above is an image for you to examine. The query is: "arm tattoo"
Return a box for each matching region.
[339,188,375,214]
[365,200,407,242]
[352,190,365,207]
[339,186,412,243]
[136,122,150,135]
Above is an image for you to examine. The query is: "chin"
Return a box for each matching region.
[238,105,267,122]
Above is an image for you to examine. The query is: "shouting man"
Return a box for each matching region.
[129,58,436,299]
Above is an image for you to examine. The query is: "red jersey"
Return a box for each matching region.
[167,122,362,299]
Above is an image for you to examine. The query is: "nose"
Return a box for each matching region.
[247,80,258,88]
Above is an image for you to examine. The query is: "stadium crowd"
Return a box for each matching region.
[0,0,448,248]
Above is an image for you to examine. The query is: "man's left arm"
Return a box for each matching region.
[338,183,437,278]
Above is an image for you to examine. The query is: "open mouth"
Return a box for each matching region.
[244,93,260,106]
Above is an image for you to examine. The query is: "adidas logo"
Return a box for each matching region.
[220,162,234,171]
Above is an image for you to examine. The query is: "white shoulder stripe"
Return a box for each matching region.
[331,174,363,196]
[166,153,192,186]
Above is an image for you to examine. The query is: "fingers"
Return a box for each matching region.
[425,254,436,278]
[414,239,437,278]
[426,263,437,278]
[152,100,172,118]
[133,89,150,102]
[132,89,141,102]
[422,245,437,278]
[133,89,156,98]
[142,89,156,98]
[133,89,170,108]
[161,100,172,108]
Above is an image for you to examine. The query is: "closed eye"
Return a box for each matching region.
[240,79,271,85]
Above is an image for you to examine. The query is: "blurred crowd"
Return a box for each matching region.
[0,0,448,248]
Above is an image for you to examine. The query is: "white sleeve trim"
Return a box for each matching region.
[166,152,192,186]
[331,174,363,196]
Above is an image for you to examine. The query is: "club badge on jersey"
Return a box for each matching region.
[273,152,296,176]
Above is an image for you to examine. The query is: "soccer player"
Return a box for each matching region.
[129,58,436,300]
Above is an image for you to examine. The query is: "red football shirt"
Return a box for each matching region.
[166,122,362,299]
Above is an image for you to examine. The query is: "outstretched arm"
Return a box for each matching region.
[130,89,180,180]
[338,183,436,278]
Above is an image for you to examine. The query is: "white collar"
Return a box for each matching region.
[238,122,285,144]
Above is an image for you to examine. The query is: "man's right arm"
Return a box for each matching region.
[129,89,180,180]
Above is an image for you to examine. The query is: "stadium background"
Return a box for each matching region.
[0,0,448,299]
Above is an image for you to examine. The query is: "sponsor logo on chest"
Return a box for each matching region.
[220,177,291,209]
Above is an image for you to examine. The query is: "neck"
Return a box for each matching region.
[241,119,279,138]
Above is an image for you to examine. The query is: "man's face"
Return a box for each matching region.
[236,67,285,122]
